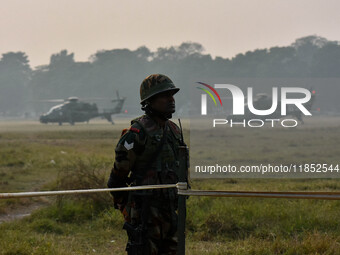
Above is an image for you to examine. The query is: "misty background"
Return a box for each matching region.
[1,35,340,117]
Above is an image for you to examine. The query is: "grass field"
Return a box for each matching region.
[0,118,340,255]
[190,116,340,178]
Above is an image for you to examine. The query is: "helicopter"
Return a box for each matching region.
[39,92,126,125]
[226,89,316,124]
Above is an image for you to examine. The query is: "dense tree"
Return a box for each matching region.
[1,36,340,116]
[0,52,31,115]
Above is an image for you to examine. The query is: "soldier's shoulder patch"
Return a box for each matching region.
[118,121,146,147]
[129,127,140,133]
[120,121,142,137]
[118,130,136,145]
[124,140,134,150]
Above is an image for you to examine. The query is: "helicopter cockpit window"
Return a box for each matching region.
[46,105,62,115]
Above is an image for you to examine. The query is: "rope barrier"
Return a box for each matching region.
[0,184,177,199]
[1,182,340,200]
[177,189,340,200]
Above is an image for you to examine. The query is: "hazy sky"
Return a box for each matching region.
[1,0,340,68]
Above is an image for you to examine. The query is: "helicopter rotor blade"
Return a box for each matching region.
[34,94,125,104]
[36,99,65,103]
[79,97,110,101]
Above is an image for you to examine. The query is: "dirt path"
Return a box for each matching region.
[0,202,46,224]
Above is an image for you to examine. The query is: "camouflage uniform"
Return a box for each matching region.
[108,113,185,255]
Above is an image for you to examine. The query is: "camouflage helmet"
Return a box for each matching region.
[140,74,179,104]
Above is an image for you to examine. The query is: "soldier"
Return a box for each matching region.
[107,74,188,255]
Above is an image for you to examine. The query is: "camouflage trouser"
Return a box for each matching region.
[126,202,178,255]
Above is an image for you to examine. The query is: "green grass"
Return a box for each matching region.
[190,117,340,178]
[0,119,340,254]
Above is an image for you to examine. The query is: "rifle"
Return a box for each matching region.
[123,221,147,255]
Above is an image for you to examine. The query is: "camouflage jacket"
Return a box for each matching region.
[107,114,186,209]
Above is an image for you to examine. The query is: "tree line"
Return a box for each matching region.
[1,35,340,116]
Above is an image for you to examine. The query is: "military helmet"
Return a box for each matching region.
[140,74,180,104]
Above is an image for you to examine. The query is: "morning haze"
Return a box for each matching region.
[1,1,340,118]
[1,0,340,67]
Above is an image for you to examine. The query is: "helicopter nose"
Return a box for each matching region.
[40,115,47,123]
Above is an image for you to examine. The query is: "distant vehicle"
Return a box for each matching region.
[39,93,126,125]
[227,89,316,124]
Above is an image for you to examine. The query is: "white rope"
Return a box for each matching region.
[0,184,177,199]
[177,189,340,200]
[1,182,340,200]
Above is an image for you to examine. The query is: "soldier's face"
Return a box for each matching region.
[150,91,176,114]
